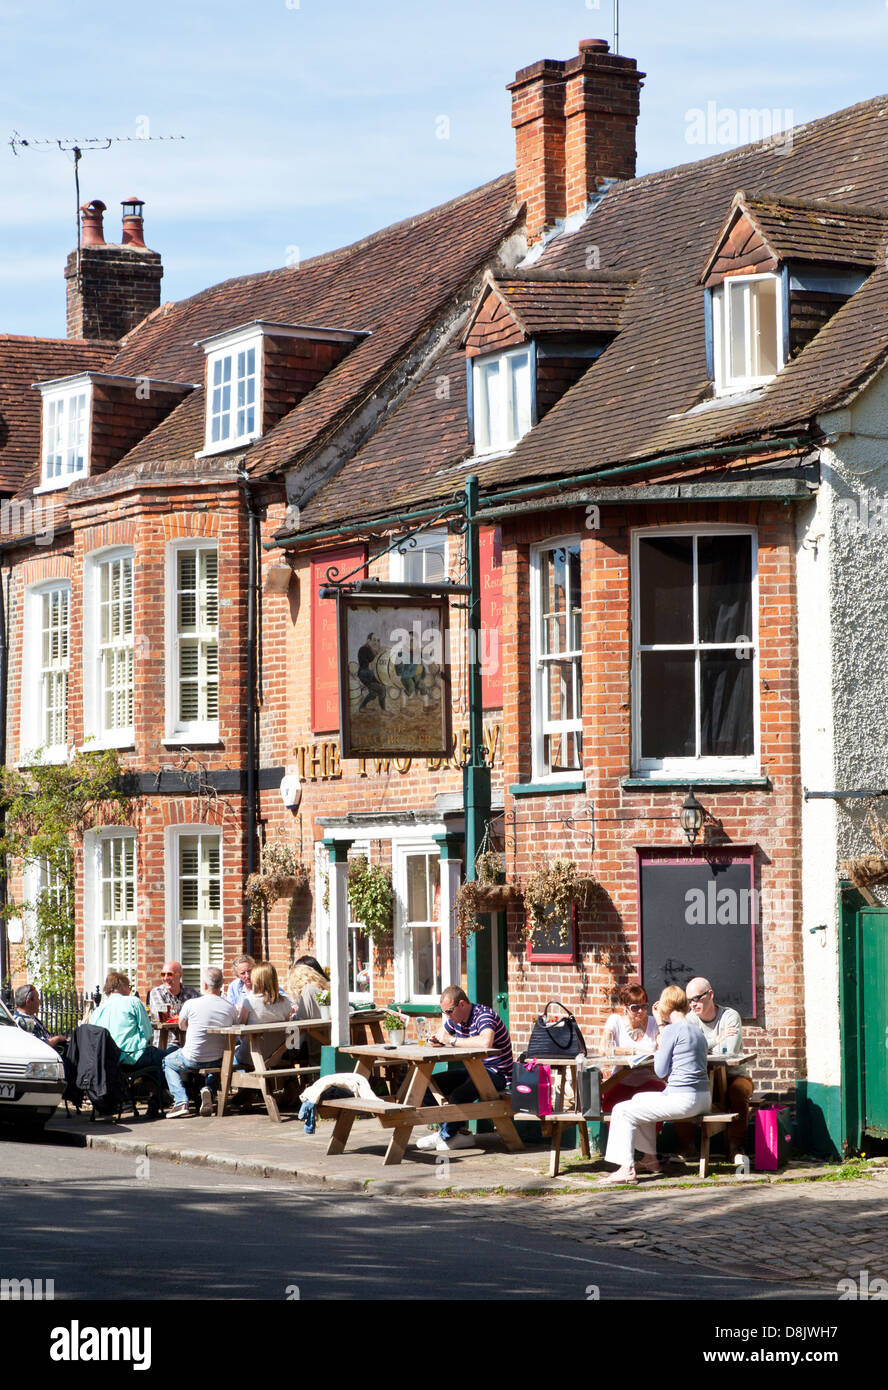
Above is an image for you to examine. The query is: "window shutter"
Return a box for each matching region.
[310,545,366,733]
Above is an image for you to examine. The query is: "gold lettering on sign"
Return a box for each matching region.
[293,725,502,781]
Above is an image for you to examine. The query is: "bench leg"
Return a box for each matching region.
[327,1108,357,1156]
[579,1120,591,1159]
[261,1084,282,1123]
[549,1124,564,1178]
[383,1124,414,1166]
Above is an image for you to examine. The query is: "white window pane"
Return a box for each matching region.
[750,277,778,377]
[508,350,531,440]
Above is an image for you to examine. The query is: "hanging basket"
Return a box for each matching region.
[841,856,888,889]
[471,882,523,911]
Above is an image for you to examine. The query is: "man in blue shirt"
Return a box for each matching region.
[417,985,513,1152]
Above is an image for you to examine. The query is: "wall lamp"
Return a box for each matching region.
[679,789,705,845]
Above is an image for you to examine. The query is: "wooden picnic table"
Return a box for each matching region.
[316,1042,525,1166]
[208,1009,387,1122]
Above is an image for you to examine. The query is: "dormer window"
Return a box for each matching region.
[202,329,262,453]
[711,274,784,394]
[471,345,534,455]
[38,378,91,490]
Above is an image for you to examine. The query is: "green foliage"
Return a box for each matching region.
[0,748,134,991]
[346,856,394,941]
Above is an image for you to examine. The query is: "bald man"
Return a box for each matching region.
[674,977,754,1161]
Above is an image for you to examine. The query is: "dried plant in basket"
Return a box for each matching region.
[841,809,888,889]
[453,848,522,942]
[521,858,597,944]
[245,840,309,927]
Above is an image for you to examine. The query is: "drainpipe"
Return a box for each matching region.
[0,562,8,1005]
[241,476,259,958]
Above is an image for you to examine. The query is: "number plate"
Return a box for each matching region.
[0,1083,16,1100]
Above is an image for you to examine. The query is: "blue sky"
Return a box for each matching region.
[2,0,887,337]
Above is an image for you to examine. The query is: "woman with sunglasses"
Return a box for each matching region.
[599,984,665,1114]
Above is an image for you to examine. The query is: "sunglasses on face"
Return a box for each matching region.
[628,1004,648,1012]
[689,992,712,1004]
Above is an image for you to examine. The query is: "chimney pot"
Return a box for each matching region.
[578,39,610,51]
[80,199,106,247]
[121,196,146,248]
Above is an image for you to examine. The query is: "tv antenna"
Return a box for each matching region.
[614,0,620,55]
[8,131,185,282]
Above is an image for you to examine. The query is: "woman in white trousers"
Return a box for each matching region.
[601,984,711,1185]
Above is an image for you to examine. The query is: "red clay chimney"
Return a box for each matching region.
[563,40,645,216]
[80,199,106,247]
[121,196,146,248]
[509,41,644,244]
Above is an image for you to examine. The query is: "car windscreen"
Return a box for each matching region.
[0,999,16,1026]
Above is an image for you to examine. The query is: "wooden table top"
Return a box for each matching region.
[208,1009,386,1037]
[343,1043,496,1062]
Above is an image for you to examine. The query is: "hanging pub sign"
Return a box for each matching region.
[337,592,453,758]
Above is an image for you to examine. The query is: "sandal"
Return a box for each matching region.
[599,1165,638,1186]
[635,1154,662,1175]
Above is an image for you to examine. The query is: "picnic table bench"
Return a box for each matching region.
[317,1043,524,1166]
[208,1009,386,1122]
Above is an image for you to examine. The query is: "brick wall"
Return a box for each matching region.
[66,246,162,341]
[499,500,805,1097]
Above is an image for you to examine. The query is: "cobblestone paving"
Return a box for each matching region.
[514,1168,888,1286]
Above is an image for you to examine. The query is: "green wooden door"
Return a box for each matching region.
[861,907,888,1136]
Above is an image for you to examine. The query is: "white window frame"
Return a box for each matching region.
[83,831,138,990]
[389,528,449,585]
[393,840,443,1006]
[530,537,583,784]
[200,327,263,455]
[21,856,70,987]
[164,540,220,744]
[165,826,224,992]
[82,547,135,748]
[711,273,785,395]
[20,579,70,765]
[471,344,534,457]
[36,377,92,492]
[631,524,760,778]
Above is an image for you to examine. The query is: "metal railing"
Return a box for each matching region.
[38,988,99,1038]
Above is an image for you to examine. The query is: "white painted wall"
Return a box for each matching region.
[801,368,888,1086]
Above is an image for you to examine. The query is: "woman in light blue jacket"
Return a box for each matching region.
[600,984,711,1186]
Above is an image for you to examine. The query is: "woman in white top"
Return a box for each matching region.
[237,962,294,1062]
[599,984,665,1113]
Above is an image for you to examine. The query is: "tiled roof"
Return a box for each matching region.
[741,191,888,268]
[491,277,631,336]
[0,336,117,494]
[298,341,472,529]
[108,174,519,479]
[294,92,888,529]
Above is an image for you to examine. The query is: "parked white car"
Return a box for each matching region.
[0,996,65,1132]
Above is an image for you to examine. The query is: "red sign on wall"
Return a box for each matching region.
[311,545,366,732]
[480,525,502,710]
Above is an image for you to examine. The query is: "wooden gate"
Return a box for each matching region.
[840,887,888,1148]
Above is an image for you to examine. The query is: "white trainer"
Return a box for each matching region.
[199,1087,214,1116]
[416,1132,449,1151]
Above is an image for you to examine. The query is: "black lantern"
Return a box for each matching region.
[680,789,705,845]
[121,197,144,219]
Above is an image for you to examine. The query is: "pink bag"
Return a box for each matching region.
[754,1105,791,1171]
[510,1059,553,1116]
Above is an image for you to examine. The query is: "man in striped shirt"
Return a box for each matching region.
[416,985,513,1151]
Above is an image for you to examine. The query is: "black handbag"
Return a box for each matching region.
[526,1000,587,1058]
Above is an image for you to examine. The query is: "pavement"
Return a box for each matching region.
[44,1101,864,1197]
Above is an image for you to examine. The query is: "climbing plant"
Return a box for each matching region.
[0,749,135,990]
